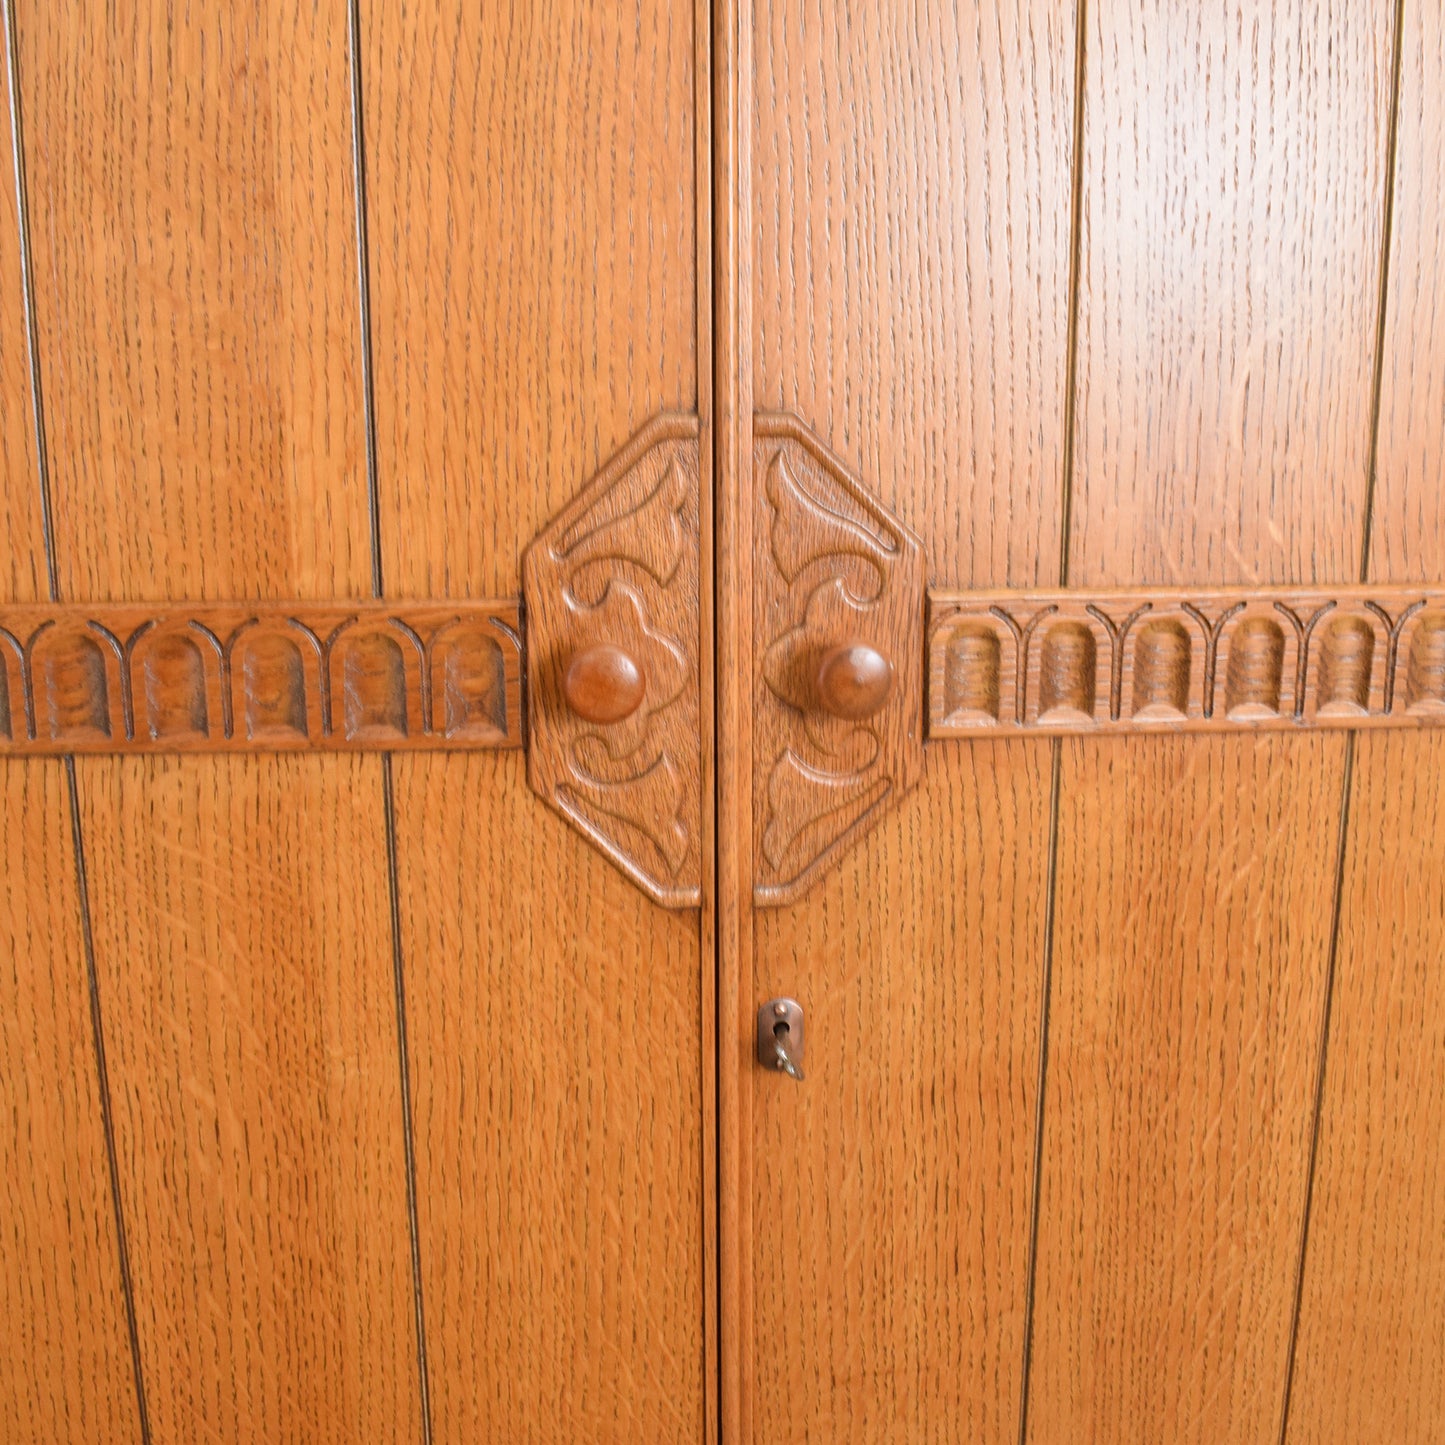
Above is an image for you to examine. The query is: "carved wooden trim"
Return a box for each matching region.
[753,414,925,906]
[928,585,1445,737]
[0,601,522,754]
[524,413,702,908]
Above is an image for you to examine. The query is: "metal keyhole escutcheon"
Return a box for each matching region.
[758,998,805,1081]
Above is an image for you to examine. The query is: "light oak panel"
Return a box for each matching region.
[75,756,422,1444]
[359,3,706,1440]
[389,755,703,1441]
[748,2,1076,1437]
[361,0,696,601]
[0,38,139,1440]
[16,0,372,600]
[1027,5,1394,1443]
[0,762,141,1443]
[752,744,1051,1442]
[1067,1,1389,587]
[1286,9,1445,1436]
[15,4,422,1440]
[1033,732,1343,1441]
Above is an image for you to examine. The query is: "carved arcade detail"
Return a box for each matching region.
[928,586,1445,737]
[0,601,523,754]
[523,414,703,908]
[753,414,926,906]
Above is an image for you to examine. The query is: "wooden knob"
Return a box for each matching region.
[815,641,894,720]
[563,643,646,723]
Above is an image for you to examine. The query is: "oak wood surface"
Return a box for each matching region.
[0,35,142,1445]
[75,754,423,1443]
[1024,6,1394,1444]
[0,764,141,1442]
[360,2,708,1439]
[388,754,704,1441]
[13,3,425,1441]
[744,2,1075,1438]
[1285,8,1445,1435]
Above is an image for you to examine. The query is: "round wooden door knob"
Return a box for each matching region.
[815,641,894,720]
[562,643,646,723]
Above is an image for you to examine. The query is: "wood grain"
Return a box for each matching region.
[0,761,141,1442]
[1031,732,1344,1441]
[14,3,424,1440]
[389,754,704,1441]
[1,30,141,1440]
[1285,9,1445,1437]
[1067,1,1390,589]
[1026,5,1394,1443]
[745,1,1075,1437]
[16,1,371,603]
[74,755,422,1443]
[359,3,708,1440]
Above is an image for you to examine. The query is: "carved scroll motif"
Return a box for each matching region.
[0,602,522,754]
[753,414,926,906]
[523,414,702,908]
[928,586,1445,737]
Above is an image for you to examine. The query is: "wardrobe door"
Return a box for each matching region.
[0,4,712,1442]
[720,3,1444,1443]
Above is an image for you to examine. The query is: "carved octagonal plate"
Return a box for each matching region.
[524,414,702,907]
[753,414,926,905]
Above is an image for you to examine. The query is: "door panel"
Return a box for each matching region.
[747,1,1075,1438]
[3,1,710,1442]
[74,755,423,1441]
[1024,6,1394,1443]
[17,0,374,599]
[1286,9,1445,1434]
[359,3,708,1438]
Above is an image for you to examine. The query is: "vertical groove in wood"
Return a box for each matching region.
[748,4,1074,1440]
[1277,5,1406,1438]
[1027,4,1395,1443]
[1056,0,1090,591]
[692,0,718,1437]
[381,758,434,1445]
[1013,737,1064,1445]
[1356,0,1409,586]
[715,0,752,1437]
[347,0,384,601]
[1016,5,1089,1440]
[0,0,50,600]
[1285,5,1445,1437]
[63,756,153,1445]
[359,4,705,1439]
[345,5,432,1437]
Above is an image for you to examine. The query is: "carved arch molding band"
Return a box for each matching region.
[6,410,1445,907]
